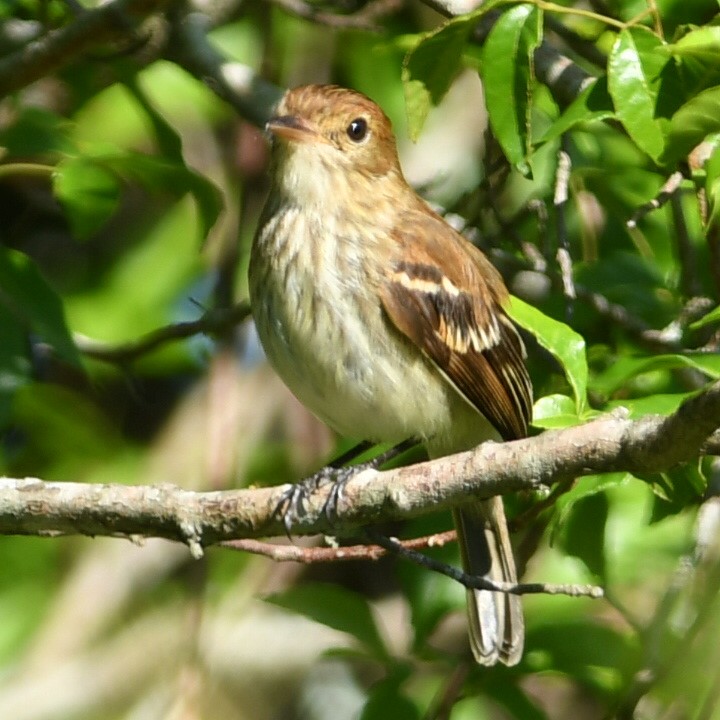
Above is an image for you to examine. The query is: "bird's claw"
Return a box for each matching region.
[273,463,372,534]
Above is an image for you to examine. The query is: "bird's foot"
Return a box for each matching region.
[274,439,418,535]
[274,462,373,535]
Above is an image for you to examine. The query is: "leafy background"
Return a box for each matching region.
[1,0,720,718]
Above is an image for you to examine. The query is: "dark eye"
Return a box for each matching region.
[346,117,368,142]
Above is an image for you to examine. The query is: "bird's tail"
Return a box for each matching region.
[453,497,524,665]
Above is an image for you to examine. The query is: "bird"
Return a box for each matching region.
[249,84,532,665]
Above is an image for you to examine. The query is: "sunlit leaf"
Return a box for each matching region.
[532,394,580,429]
[608,27,669,162]
[481,3,543,174]
[53,157,121,239]
[537,76,614,145]
[508,297,588,414]
[592,355,720,396]
[662,86,720,165]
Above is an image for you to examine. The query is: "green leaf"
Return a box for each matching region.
[552,473,631,536]
[0,106,74,157]
[402,21,473,141]
[101,153,223,240]
[490,680,550,720]
[508,296,588,414]
[361,671,419,720]
[665,26,720,96]
[529,618,640,685]
[0,247,80,366]
[53,157,121,239]
[537,76,614,145]
[592,354,720,396]
[608,27,669,162]
[606,392,693,419]
[560,492,609,580]
[532,394,580,429]
[662,86,720,165]
[643,461,706,511]
[401,0,507,140]
[664,26,720,66]
[53,152,223,241]
[665,27,720,100]
[265,583,389,659]
[481,4,543,174]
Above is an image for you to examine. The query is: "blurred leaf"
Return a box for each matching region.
[53,151,222,241]
[265,583,389,659]
[125,77,184,161]
[65,198,204,347]
[13,383,124,473]
[606,392,693,418]
[481,3,543,174]
[551,473,630,544]
[560,492,608,580]
[689,303,720,329]
[0,106,74,157]
[644,461,706,511]
[489,677,549,720]
[401,0,508,140]
[663,86,720,165]
[0,247,80,366]
[608,27,669,162]
[102,153,223,240]
[538,77,614,144]
[361,670,418,720]
[592,355,720,396]
[528,620,639,693]
[53,157,121,239]
[509,296,588,413]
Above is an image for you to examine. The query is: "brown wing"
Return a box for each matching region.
[380,210,532,441]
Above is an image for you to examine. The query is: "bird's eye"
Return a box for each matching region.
[346,117,368,142]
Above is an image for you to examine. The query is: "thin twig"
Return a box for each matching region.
[220,530,457,562]
[0,0,172,98]
[671,190,702,298]
[75,301,251,363]
[626,171,684,229]
[554,147,576,306]
[366,531,604,597]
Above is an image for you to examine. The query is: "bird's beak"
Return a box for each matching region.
[266,115,321,144]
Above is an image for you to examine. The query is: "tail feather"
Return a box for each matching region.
[453,497,523,666]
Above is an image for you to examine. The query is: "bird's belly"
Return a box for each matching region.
[253,286,474,446]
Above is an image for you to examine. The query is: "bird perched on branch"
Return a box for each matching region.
[249,84,532,665]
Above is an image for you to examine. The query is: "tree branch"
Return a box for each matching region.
[164,9,283,128]
[75,301,251,363]
[0,0,174,98]
[1,381,719,553]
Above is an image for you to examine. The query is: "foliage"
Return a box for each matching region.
[0,0,719,718]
